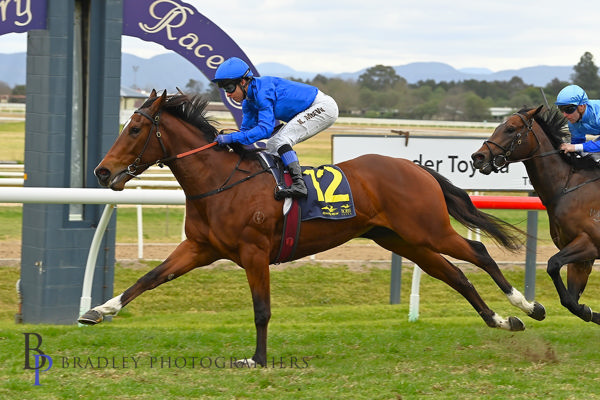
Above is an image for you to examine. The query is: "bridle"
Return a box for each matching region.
[126,108,218,176]
[124,107,269,199]
[482,111,600,205]
[126,109,171,176]
[481,112,558,171]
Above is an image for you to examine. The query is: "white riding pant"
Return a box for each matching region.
[266,90,339,155]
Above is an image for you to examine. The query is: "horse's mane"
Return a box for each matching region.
[140,93,219,142]
[516,106,597,169]
[139,92,258,156]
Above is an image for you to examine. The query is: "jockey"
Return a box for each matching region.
[556,84,600,154]
[211,57,339,199]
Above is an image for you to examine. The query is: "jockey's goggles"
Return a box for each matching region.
[558,104,578,114]
[218,80,239,94]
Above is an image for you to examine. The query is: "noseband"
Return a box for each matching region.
[126,109,170,176]
[482,113,541,170]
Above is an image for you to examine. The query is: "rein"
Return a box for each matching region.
[127,109,219,174]
[128,107,269,200]
[486,112,600,205]
[561,167,600,195]
[187,158,269,200]
[483,112,560,170]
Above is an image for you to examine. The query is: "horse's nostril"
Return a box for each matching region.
[474,153,487,161]
[95,167,111,184]
[471,153,486,169]
[95,167,108,177]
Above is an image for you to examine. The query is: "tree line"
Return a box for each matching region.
[4,51,599,122]
[194,51,600,122]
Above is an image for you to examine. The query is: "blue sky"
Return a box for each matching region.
[2,0,600,74]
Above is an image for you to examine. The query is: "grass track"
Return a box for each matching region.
[1,118,596,399]
[2,264,600,399]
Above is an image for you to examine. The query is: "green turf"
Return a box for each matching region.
[1,263,599,399]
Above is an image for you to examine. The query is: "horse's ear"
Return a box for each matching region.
[148,90,167,115]
[533,105,544,117]
[150,89,157,98]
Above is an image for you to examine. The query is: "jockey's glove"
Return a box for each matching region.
[215,134,234,146]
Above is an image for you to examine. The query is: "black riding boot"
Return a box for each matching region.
[276,161,307,199]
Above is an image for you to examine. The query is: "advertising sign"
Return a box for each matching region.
[332,135,533,191]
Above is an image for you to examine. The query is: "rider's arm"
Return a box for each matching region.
[582,140,600,153]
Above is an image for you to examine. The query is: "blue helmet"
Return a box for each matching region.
[212,57,253,82]
[555,84,589,106]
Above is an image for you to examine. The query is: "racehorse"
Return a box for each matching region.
[79,90,545,366]
[471,106,600,325]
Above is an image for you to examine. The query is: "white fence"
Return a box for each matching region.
[0,187,186,325]
[0,164,182,258]
[0,164,180,188]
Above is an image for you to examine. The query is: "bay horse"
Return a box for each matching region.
[471,106,600,325]
[79,90,545,366]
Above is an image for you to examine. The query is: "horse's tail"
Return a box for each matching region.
[420,165,524,251]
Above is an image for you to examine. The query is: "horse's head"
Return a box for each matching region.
[471,105,545,175]
[95,89,169,190]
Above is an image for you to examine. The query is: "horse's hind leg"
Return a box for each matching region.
[78,239,217,325]
[436,235,545,321]
[373,238,525,331]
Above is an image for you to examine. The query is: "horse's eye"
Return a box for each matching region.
[505,126,516,134]
[130,126,141,135]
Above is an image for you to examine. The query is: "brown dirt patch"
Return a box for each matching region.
[0,240,560,269]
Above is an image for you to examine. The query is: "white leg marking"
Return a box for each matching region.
[506,288,534,314]
[491,313,511,330]
[92,294,123,316]
[235,358,257,368]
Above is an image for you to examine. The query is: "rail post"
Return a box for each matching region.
[390,253,402,304]
[524,192,539,300]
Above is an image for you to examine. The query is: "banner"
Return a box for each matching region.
[332,135,534,191]
[0,0,47,34]
[123,0,258,126]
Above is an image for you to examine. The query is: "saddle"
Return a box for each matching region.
[569,152,600,170]
[244,141,356,263]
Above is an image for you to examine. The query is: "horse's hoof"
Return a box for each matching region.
[529,302,546,321]
[78,309,103,325]
[580,305,593,322]
[592,312,600,325]
[508,316,525,331]
[234,358,257,368]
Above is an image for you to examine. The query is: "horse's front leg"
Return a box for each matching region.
[239,251,271,367]
[567,261,593,302]
[78,239,217,324]
[547,234,599,323]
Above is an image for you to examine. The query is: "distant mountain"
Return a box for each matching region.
[459,67,494,74]
[0,52,575,90]
[254,62,322,81]
[121,53,209,92]
[260,61,574,87]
